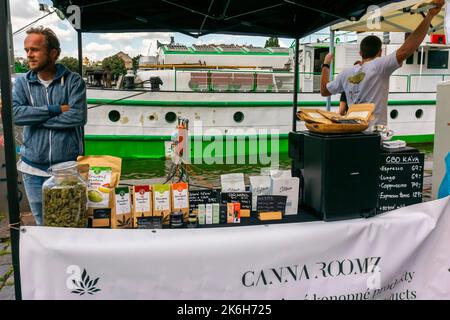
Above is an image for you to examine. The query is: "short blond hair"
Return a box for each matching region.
[26,26,61,59]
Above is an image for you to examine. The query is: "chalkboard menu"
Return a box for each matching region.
[189,189,219,213]
[378,151,425,213]
[220,192,252,211]
[256,195,287,214]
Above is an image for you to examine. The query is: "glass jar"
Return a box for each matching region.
[42,161,88,228]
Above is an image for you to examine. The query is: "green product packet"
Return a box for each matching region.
[153,184,171,193]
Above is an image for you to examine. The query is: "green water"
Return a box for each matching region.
[122,143,434,190]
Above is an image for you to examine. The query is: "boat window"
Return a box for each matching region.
[108,110,121,122]
[390,109,398,120]
[233,111,245,123]
[406,54,414,65]
[417,51,426,65]
[305,51,312,80]
[165,112,177,123]
[427,50,449,69]
[415,109,424,119]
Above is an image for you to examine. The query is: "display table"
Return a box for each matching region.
[20,197,450,300]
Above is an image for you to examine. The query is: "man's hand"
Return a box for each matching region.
[324,53,334,65]
[427,0,444,18]
[397,0,444,64]
[60,104,70,113]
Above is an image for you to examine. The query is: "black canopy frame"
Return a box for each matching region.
[0,0,400,300]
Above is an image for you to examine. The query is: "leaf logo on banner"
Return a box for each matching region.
[71,269,101,296]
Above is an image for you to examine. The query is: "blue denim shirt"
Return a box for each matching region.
[13,64,87,171]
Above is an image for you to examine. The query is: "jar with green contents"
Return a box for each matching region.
[42,161,88,228]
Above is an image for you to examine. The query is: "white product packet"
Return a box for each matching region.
[221,173,246,192]
[250,176,272,211]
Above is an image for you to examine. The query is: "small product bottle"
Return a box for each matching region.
[170,211,184,228]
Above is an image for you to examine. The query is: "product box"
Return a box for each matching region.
[198,204,206,225]
[220,192,252,217]
[132,185,152,227]
[112,186,133,228]
[258,211,282,221]
[171,182,189,221]
[270,177,300,215]
[92,208,111,228]
[205,204,213,225]
[219,205,227,224]
[153,184,172,225]
[233,203,241,223]
[212,204,220,224]
[227,203,234,224]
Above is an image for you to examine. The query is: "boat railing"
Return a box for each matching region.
[165,69,450,93]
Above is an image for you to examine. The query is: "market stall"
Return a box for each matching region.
[2,0,449,300]
[20,197,450,299]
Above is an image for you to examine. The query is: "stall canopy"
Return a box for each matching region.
[50,0,401,37]
[332,0,445,34]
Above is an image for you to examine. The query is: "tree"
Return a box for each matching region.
[14,59,28,73]
[102,55,126,78]
[265,37,280,48]
[59,56,79,72]
[132,54,142,72]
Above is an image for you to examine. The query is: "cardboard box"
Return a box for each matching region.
[198,204,206,225]
[205,204,213,225]
[233,203,241,223]
[92,208,111,228]
[258,211,282,221]
[227,203,234,224]
[212,204,220,224]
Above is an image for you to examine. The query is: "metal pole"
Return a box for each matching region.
[77,30,86,155]
[326,29,335,111]
[292,38,300,132]
[77,31,83,76]
[0,0,22,300]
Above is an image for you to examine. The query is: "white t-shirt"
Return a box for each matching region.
[38,75,53,88]
[327,51,402,126]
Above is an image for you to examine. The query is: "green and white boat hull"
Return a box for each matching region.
[85,90,436,160]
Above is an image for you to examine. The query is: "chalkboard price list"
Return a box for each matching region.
[378,152,425,213]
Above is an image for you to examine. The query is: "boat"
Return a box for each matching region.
[84,32,446,160]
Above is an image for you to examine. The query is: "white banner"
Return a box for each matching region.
[20,197,450,300]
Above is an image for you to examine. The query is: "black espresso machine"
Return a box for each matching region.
[289,131,380,221]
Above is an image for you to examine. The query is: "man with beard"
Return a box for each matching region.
[12,26,87,225]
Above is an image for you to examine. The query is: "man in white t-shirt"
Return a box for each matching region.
[321,0,444,126]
